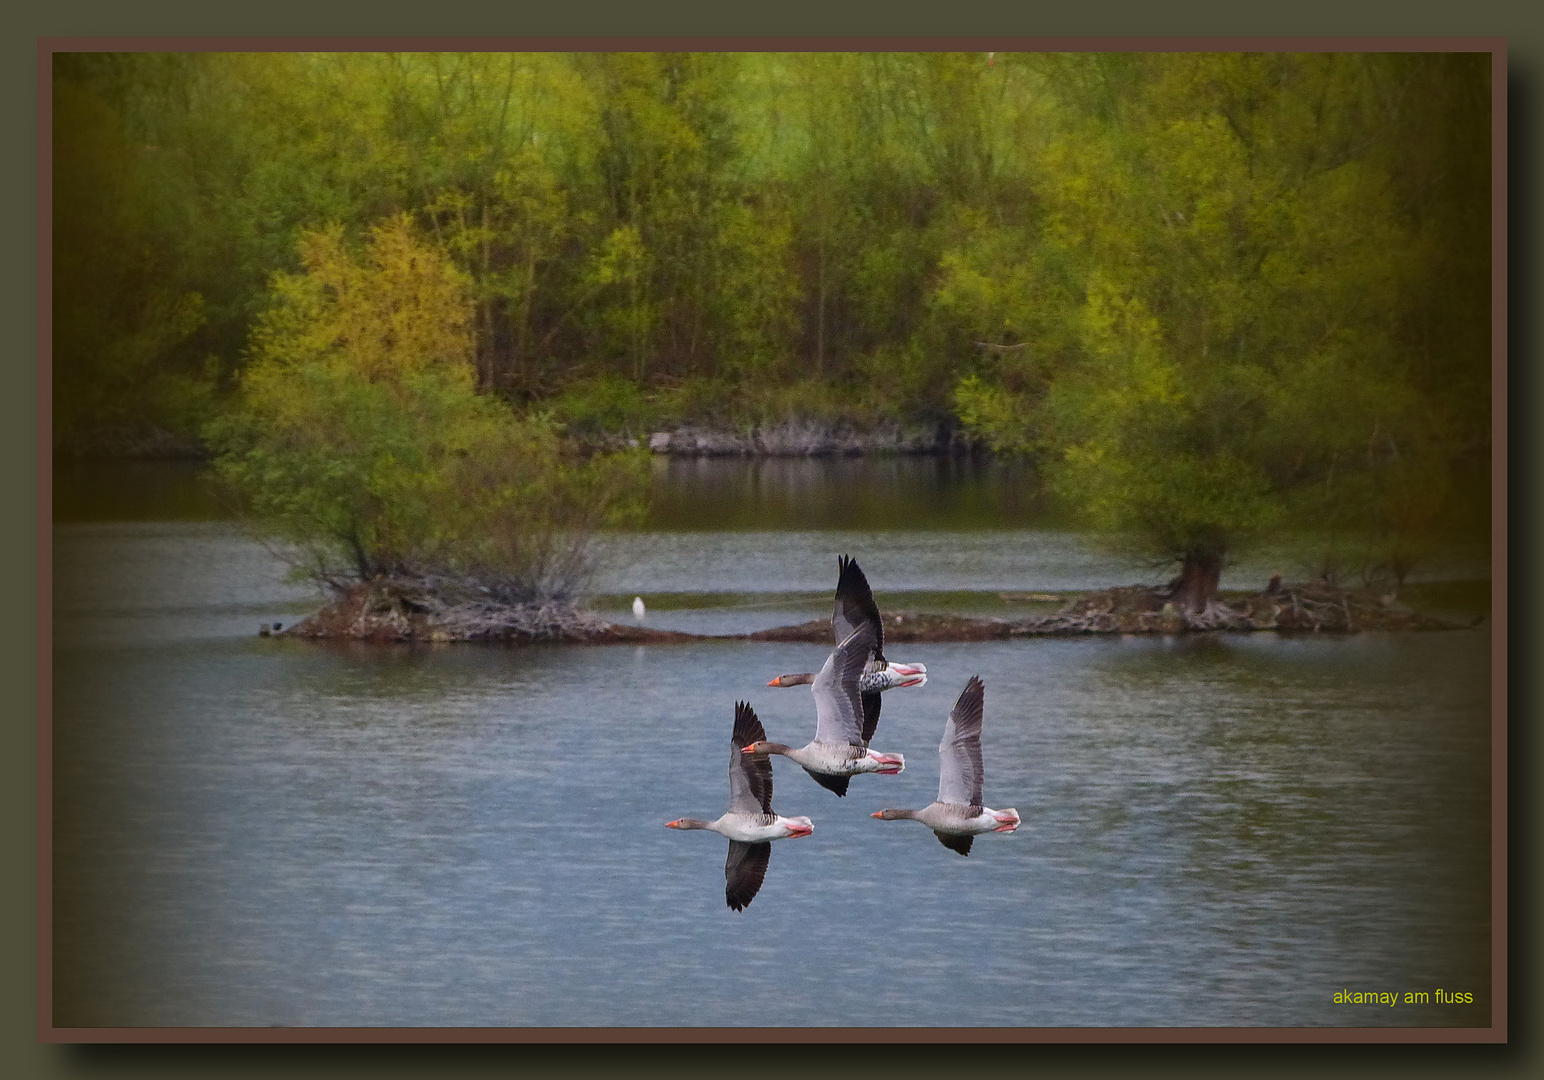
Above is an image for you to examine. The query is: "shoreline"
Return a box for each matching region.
[58,418,991,461]
[630,419,983,457]
[278,579,1474,645]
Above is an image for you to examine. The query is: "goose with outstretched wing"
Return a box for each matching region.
[744,620,905,797]
[767,555,927,747]
[666,702,814,911]
[871,676,1019,855]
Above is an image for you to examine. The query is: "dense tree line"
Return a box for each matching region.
[47,51,1142,437]
[53,50,1490,597]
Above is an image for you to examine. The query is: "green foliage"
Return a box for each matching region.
[547,374,655,434]
[953,53,1490,580]
[52,73,216,451]
[54,51,1054,432]
[207,219,647,598]
[58,50,1489,591]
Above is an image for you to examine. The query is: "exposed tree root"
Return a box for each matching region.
[282,575,700,644]
[1010,580,1459,636]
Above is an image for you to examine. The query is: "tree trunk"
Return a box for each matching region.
[1170,550,1223,615]
[346,530,374,582]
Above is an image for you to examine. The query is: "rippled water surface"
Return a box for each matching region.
[51,461,1494,1029]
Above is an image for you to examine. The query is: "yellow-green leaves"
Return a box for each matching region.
[953,374,1036,454]
[209,219,646,598]
[249,216,475,385]
[951,52,1487,575]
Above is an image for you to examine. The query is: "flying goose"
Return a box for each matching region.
[666,701,814,911]
[767,555,926,749]
[871,676,1019,855]
[744,620,905,796]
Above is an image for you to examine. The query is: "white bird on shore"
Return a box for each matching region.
[633,596,646,621]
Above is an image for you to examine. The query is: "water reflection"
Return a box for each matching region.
[53,459,231,523]
[645,454,1055,531]
[52,454,1052,531]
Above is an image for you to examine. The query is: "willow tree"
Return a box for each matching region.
[955,53,1490,611]
[207,216,647,600]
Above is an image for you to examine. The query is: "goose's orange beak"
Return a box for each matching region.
[766,677,781,687]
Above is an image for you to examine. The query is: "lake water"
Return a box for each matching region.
[50,458,1494,1029]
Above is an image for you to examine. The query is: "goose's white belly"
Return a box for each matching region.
[788,741,904,776]
[713,813,810,842]
[917,803,1020,835]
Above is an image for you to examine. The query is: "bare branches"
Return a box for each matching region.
[284,573,616,642]
[1003,580,1457,635]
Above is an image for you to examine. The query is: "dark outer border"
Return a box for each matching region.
[34,35,1510,1051]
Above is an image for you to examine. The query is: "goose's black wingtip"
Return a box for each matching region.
[960,674,986,699]
[732,701,766,747]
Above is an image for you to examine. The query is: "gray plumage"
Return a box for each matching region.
[811,622,877,748]
[937,675,986,809]
[870,676,1018,856]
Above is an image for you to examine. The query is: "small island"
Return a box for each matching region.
[277,572,1467,645]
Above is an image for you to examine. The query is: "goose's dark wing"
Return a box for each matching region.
[938,676,985,808]
[806,771,851,797]
[859,690,882,748]
[811,623,875,746]
[833,555,886,662]
[934,831,974,857]
[729,701,774,815]
[725,841,771,911]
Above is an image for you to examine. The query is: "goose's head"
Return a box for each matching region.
[767,672,815,687]
[741,739,791,758]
